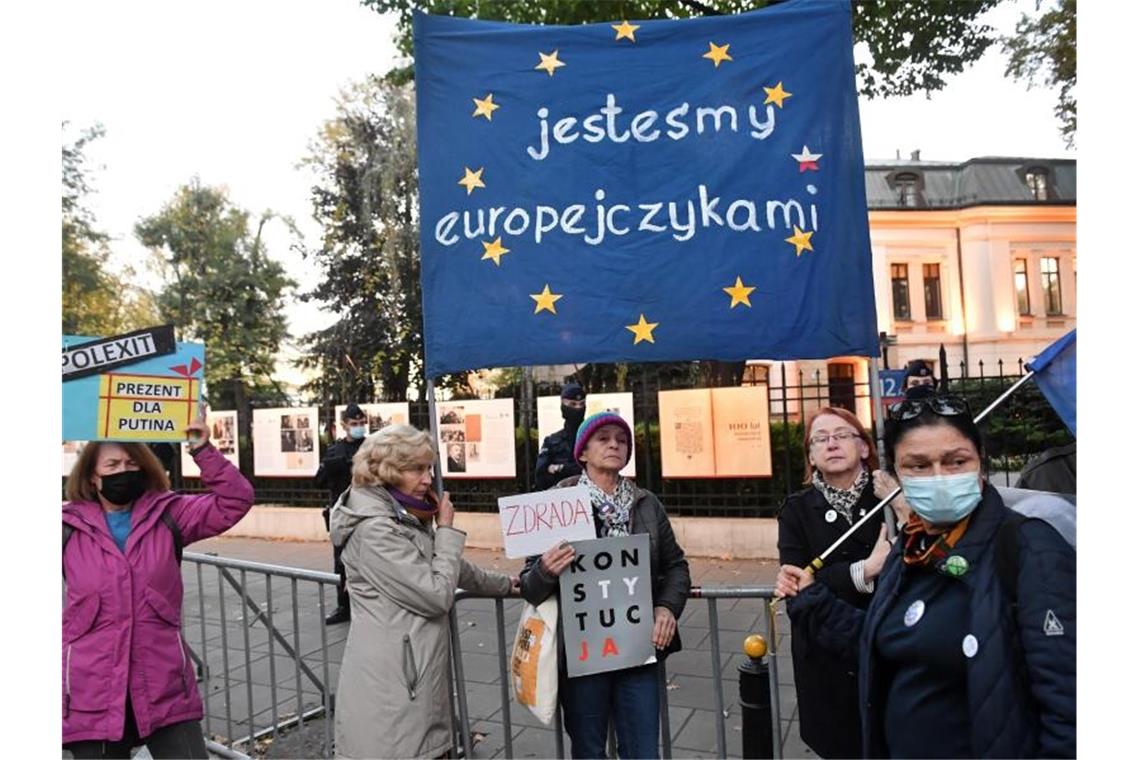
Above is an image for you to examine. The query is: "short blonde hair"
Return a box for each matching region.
[352,424,436,487]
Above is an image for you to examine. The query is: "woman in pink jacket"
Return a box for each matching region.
[62,415,255,758]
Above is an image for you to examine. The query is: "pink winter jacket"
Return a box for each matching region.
[62,444,254,744]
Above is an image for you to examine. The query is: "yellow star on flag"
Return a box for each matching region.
[626,314,659,344]
[703,42,733,68]
[535,50,566,76]
[612,20,640,42]
[481,237,510,266]
[458,166,485,195]
[785,226,814,257]
[763,81,793,108]
[530,284,563,314]
[471,93,500,120]
[723,276,757,308]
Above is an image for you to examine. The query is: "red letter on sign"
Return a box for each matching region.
[579,641,590,661]
[602,638,619,657]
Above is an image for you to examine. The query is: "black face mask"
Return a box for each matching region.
[561,404,586,430]
[97,470,149,506]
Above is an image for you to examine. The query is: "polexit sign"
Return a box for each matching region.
[497,485,596,559]
[62,328,205,442]
[62,325,176,380]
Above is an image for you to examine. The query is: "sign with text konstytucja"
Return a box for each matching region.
[559,534,656,678]
[62,329,205,442]
[414,0,878,377]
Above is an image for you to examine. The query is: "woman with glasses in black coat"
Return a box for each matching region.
[777,406,893,759]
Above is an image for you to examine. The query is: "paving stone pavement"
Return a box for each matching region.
[179,536,813,759]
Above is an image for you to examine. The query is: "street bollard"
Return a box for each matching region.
[739,634,775,759]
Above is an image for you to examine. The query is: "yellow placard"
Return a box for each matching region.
[96,373,200,441]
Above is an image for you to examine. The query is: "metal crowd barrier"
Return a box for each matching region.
[182,552,340,759]
[179,550,781,760]
[447,585,783,760]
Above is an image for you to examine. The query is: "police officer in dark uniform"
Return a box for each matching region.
[534,383,587,490]
[902,359,937,399]
[315,403,368,624]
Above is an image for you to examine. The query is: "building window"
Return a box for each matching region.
[891,263,911,320]
[1026,168,1050,201]
[742,364,769,386]
[1014,258,1031,315]
[827,363,856,413]
[895,172,920,207]
[1041,257,1062,315]
[923,263,943,319]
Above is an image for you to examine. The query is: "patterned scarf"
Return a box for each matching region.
[811,467,870,525]
[579,472,635,537]
[901,513,973,569]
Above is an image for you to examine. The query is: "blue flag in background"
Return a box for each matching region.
[414,0,878,377]
[1027,329,1076,436]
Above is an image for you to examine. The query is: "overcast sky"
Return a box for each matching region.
[60,0,1072,383]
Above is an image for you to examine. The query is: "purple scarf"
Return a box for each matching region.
[385,486,438,520]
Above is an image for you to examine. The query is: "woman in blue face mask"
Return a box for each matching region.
[775,395,1075,758]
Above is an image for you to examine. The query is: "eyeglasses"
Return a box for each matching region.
[888,395,971,422]
[809,430,860,446]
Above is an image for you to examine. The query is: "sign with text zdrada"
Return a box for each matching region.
[62,327,205,442]
[560,534,656,678]
[497,485,596,559]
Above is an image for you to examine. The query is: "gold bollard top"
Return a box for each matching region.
[743,633,768,659]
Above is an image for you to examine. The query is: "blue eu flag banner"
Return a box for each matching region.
[1027,329,1076,436]
[415,0,878,378]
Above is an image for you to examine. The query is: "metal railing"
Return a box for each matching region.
[182,552,340,759]
[179,551,783,760]
[448,585,782,760]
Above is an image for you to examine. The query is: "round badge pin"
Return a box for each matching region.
[825,509,838,523]
[904,600,925,627]
[962,634,979,658]
[944,555,969,577]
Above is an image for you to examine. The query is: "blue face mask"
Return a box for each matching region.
[899,471,982,525]
[348,425,367,440]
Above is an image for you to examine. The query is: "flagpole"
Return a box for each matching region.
[425,375,445,496]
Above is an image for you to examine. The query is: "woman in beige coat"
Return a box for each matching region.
[329,425,515,759]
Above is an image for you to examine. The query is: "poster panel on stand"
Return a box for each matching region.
[334,403,412,434]
[537,393,637,478]
[659,386,772,477]
[436,398,516,478]
[253,407,319,477]
[181,410,240,478]
[62,441,85,478]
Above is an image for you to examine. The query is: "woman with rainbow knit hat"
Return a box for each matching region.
[519,411,691,759]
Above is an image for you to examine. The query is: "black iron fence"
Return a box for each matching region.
[148,357,1071,518]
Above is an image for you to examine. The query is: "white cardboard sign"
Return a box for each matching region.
[497,485,596,559]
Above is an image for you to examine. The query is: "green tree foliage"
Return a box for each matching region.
[134,179,296,409]
[363,0,1004,99]
[62,123,158,335]
[297,78,425,403]
[1002,0,1075,147]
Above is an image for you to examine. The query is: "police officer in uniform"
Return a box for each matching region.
[315,403,368,624]
[534,383,587,490]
